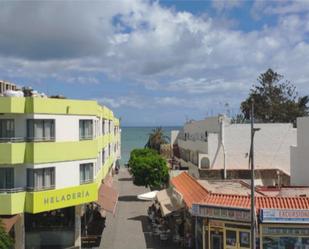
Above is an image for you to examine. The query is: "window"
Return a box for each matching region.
[27,168,55,191]
[226,230,237,246]
[108,120,111,133]
[27,119,55,141]
[0,168,14,189]
[79,120,93,140]
[239,231,250,248]
[102,119,105,135]
[0,119,14,141]
[102,149,106,164]
[80,163,93,184]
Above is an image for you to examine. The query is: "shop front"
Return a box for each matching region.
[260,209,309,249]
[192,204,254,249]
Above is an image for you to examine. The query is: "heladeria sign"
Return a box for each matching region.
[43,190,90,205]
[28,183,98,213]
[261,209,309,223]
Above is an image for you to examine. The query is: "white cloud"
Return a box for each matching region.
[0,0,308,118]
[98,95,146,109]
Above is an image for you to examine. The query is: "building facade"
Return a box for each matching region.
[172,116,296,185]
[0,96,121,248]
[291,117,309,186]
[0,80,17,95]
[158,172,309,249]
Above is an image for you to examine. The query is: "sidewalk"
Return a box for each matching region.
[100,169,179,249]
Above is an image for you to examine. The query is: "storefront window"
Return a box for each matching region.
[263,226,309,249]
[263,236,279,249]
[226,230,237,246]
[239,231,250,248]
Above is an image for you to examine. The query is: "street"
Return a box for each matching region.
[100,169,178,249]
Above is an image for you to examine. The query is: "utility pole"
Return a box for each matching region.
[250,101,259,249]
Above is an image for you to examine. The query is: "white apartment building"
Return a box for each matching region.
[291,117,309,186]
[173,115,296,185]
[0,80,17,95]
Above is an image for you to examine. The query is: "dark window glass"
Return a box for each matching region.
[27,119,55,141]
[0,168,14,189]
[226,230,237,246]
[80,163,93,184]
[239,231,250,248]
[102,119,106,135]
[79,120,93,140]
[102,149,105,164]
[27,168,55,191]
[0,119,15,141]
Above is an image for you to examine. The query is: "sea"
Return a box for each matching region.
[120,126,180,166]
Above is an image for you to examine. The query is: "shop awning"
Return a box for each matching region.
[137,191,158,201]
[156,189,183,216]
[0,215,20,233]
[96,183,119,215]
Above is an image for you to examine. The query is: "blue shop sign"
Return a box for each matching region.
[261,209,309,223]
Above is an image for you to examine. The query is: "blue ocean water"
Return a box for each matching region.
[120,127,180,165]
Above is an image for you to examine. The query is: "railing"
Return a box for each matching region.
[26,137,55,142]
[80,179,94,185]
[26,185,56,192]
[79,135,94,140]
[0,137,26,143]
[0,137,55,143]
[0,187,25,194]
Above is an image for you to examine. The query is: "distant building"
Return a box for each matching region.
[0,80,17,94]
[291,117,309,186]
[172,115,296,185]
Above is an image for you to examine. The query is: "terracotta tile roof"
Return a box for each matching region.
[201,194,251,209]
[199,194,309,212]
[171,172,209,208]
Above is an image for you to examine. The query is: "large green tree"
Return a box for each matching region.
[0,220,13,249]
[145,127,169,153]
[241,69,309,125]
[129,148,169,189]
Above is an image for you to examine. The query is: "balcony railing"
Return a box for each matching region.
[79,135,94,140]
[80,179,94,185]
[0,137,25,143]
[26,185,56,192]
[0,187,25,194]
[0,137,55,143]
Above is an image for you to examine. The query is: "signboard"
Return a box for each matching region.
[26,182,98,213]
[191,204,251,222]
[261,209,309,224]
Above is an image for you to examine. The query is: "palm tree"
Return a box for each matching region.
[145,127,169,153]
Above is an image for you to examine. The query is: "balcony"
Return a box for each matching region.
[0,191,26,215]
[0,136,112,164]
[0,153,117,215]
[0,142,27,164]
[0,97,26,114]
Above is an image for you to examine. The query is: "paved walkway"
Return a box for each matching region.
[100,169,178,249]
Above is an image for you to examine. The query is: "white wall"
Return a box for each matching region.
[15,158,99,189]
[0,114,100,142]
[176,116,296,175]
[210,123,296,173]
[291,117,309,186]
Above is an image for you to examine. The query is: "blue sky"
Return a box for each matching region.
[0,0,309,126]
